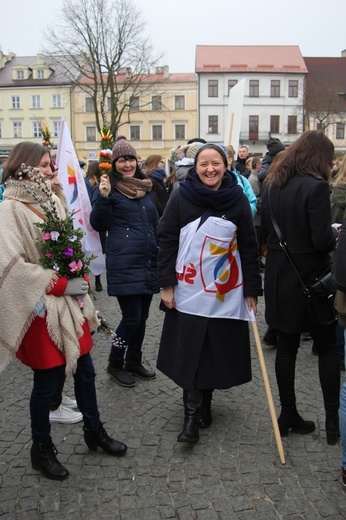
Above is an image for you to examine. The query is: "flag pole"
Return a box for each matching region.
[251,320,285,464]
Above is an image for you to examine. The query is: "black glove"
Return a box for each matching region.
[266,138,285,157]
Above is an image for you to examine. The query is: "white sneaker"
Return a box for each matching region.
[61,394,78,410]
[49,405,83,424]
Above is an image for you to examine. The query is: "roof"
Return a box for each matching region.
[195,45,308,73]
[304,56,346,111]
[304,57,346,90]
[0,54,80,87]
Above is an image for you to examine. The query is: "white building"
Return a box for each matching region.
[196,45,308,155]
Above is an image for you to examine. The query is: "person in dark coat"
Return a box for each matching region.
[157,143,262,443]
[143,154,169,216]
[261,130,340,445]
[90,136,159,388]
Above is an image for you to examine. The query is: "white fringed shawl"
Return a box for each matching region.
[0,180,99,374]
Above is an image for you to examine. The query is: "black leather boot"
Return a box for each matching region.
[84,423,127,456]
[125,352,156,379]
[199,389,213,428]
[278,406,315,436]
[107,359,136,387]
[177,389,201,443]
[95,275,103,292]
[31,438,69,480]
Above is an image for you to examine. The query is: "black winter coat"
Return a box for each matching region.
[157,179,262,390]
[261,173,336,333]
[90,188,159,296]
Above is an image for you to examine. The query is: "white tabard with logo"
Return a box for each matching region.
[174,216,255,321]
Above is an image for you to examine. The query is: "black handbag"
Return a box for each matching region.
[268,188,337,325]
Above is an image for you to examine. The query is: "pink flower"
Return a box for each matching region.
[45,252,53,259]
[43,232,51,240]
[69,259,83,272]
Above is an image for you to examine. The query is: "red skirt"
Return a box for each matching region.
[16,315,93,369]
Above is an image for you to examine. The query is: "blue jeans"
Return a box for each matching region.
[30,353,100,443]
[110,294,153,364]
[341,331,346,468]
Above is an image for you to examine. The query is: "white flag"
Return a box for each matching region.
[224,78,246,150]
[56,117,105,276]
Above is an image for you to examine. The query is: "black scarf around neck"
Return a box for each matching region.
[179,169,243,211]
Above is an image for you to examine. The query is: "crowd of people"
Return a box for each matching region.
[0,131,345,489]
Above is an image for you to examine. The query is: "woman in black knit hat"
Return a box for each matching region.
[90,136,159,387]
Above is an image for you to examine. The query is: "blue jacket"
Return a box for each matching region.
[232,168,258,217]
[90,187,159,296]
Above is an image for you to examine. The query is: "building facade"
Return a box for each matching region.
[196,45,307,154]
[0,52,76,156]
[73,67,198,164]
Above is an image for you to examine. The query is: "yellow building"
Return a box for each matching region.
[73,66,198,165]
[0,52,75,156]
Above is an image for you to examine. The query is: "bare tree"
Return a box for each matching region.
[43,0,162,138]
[304,78,346,132]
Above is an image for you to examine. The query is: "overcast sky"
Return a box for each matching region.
[1,0,345,72]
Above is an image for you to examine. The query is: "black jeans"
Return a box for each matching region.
[30,353,100,443]
[109,294,153,364]
[275,321,340,411]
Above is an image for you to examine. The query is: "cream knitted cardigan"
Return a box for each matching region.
[0,180,99,374]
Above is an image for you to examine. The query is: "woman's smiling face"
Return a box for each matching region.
[195,148,226,190]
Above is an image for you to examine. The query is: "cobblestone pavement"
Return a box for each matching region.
[1,272,346,519]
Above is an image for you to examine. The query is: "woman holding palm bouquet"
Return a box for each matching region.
[0,142,127,481]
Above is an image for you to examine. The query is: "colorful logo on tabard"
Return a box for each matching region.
[200,233,242,301]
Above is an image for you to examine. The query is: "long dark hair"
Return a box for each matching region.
[265,131,334,187]
[3,142,49,182]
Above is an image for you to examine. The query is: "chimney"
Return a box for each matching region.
[342,49,346,58]
[163,65,169,78]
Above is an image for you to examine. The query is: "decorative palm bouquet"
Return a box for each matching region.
[21,164,93,279]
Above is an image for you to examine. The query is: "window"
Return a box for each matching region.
[271,80,280,98]
[152,96,162,110]
[249,116,259,140]
[32,121,42,138]
[270,115,280,134]
[11,96,21,109]
[228,79,238,94]
[175,95,185,110]
[208,115,218,134]
[249,80,259,97]
[129,96,140,111]
[86,126,97,142]
[336,123,345,140]
[37,69,44,79]
[152,125,162,140]
[85,97,95,112]
[208,80,218,97]
[52,94,62,108]
[52,121,61,137]
[31,95,41,109]
[16,70,24,80]
[175,124,185,140]
[288,80,298,98]
[287,115,297,134]
[130,125,140,141]
[12,121,22,138]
